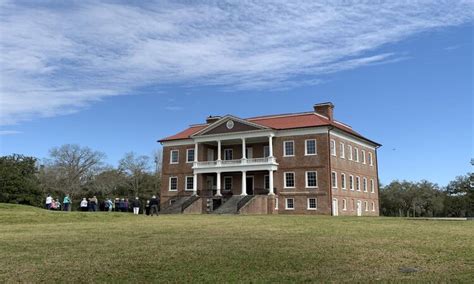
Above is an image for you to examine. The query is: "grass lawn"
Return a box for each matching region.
[0,204,473,282]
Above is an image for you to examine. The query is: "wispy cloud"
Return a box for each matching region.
[0,0,472,125]
[0,130,22,135]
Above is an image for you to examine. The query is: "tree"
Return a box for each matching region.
[0,154,42,206]
[86,168,128,196]
[118,152,151,196]
[444,174,473,217]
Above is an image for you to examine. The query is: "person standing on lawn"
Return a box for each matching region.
[132,197,141,215]
[89,196,98,212]
[45,194,53,210]
[145,200,150,216]
[63,194,71,211]
[149,195,159,216]
[80,198,88,212]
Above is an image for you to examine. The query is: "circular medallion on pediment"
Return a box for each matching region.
[226,120,234,129]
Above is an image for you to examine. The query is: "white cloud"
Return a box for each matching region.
[0,0,472,125]
[0,130,22,135]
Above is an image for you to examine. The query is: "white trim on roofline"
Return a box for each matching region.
[161,139,194,147]
[191,115,269,137]
[330,129,377,150]
[274,126,329,137]
[193,129,276,142]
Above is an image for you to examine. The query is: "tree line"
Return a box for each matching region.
[0,144,161,209]
[1,144,472,216]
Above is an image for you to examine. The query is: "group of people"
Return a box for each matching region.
[45,194,160,215]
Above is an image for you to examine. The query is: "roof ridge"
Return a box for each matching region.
[246,111,315,121]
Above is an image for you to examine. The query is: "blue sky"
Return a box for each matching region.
[0,1,472,186]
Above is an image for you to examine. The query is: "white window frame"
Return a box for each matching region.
[170,150,179,164]
[284,172,295,188]
[185,176,194,191]
[330,139,336,156]
[365,201,369,211]
[354,147,359,162]
[361,150,366,164]
[372,201,375,212]
[331,171,337,189]
[369,152,373,166]
[349,175,354,191]
[224,176,233,191]
[307,198,317,210]
[283,141,295,157]
[186,149,194,163]
[305,139,317,156]
[340,142,345,158]
[305,171,318,188]
[356,176,361,191]
[341,173,346,190]
[363,177,368,192]
[275,198,279,210]
[263,145,270,158]
[285,198,295,210]
[224,148,233,160]
[169,176,178,191]
[342,199,347,211]
[348,145,353,160]
[370,179,375,193]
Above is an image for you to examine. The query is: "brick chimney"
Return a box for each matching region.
[206,115,221,124]
[313,102,334,121]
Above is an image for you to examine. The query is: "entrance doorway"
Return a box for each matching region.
[357,200,362,216]
[332,198,338,216]
[246,176,254,195]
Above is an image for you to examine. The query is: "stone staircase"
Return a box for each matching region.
[212,195,254,214]
[161,196,199,214]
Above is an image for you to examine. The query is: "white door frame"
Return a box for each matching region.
[357,200,362,216]
[332,198,338,216]
[246,175,254,195]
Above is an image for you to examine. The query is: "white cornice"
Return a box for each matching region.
[192,115,269,137]
[330,129,376,150]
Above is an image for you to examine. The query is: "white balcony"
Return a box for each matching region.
[193,157,278,173]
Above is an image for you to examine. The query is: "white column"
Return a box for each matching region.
[194,143,198,162]
[241,171,247,196]
[242,138,246,160]
[193,173,198,196]
[217,140,222,165]
[268,135,273,157]
[268,170,274,195]
[216,172,222,196]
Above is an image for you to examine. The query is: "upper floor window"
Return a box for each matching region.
[331,171,337,188]
[361,150,366,164]
[307,198,317,210]
[354,147,359,162]
[356,176,360,191]
[169,177,178,191]
[224,177,233,190]
[305,139,317,155]
[369,152,374,166]
[283,141,294,157]
[170,150,179,164]
[363,178,368,192]
[330,139,336,156]
[285,198,295,210]
[340,142,345,158]
[263,146,270,158]
[370,179,375,193]
[284,172,295,188]
[185,176,194,191]
[224,149,233,160]
[341,173,346,190]
[186,149,195,163]
[348,145,353,160]
[306,171,318,188]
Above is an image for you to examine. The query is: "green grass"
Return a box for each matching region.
[0,204,473,283]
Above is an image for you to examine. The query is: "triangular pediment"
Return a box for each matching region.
[191,115,269,137]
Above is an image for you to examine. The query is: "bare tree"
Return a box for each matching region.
[118,152,151,196]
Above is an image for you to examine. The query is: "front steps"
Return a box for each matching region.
[161,196,199,214]
[212,195,254,214]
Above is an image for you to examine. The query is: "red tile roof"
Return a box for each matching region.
[158,112,379,146]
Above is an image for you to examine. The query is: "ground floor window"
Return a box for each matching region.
[342,199,347,211]
[365,201,369,211]
[306,171,318,188]
[224,177,232,190]
[307,198,317,210]
[275,198,278,210]
[185,176,194,191]
[285,198,294,210]
[372,201,376,212]
[169,177,178,191]
[284,172,295,188]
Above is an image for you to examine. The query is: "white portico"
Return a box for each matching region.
[190,116,278,197]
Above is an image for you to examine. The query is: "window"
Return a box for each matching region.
[363,178,368,192]
[341,173,346,190]
[365,201,369,211]
[169,177,178,191]
[186,149,195,163]
[342,199,347,211]
[285,198,294,210]
[349,175,354,191]
[361,150,366,164]
[264,175,270,189]
[330,139,336,156]
[275,198,279,210]
[369,152,373,166]
[305,139,317,155]
[370,179,375,193]
[224,149,233,160]
[354,147,359,162]
[340,142,345,158]
[263,146,270,157]
[356,176,360,191]
[372,201,375,212]
[224,177,232,190]
[284,172,295,188]
[185,176,194,191]
[306,171,318,188]
[348,145,353,160]
[283,141,294,156]
[307,198,317,210]
[331,171,337,188]
[170,150,179,164]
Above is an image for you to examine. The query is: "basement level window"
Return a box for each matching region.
[285,198,294,210]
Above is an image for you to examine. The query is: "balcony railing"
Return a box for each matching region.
[193,157,276,169]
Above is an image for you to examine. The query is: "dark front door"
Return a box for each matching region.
[246,176,254,195]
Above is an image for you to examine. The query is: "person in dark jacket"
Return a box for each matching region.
[149,195,159,216]
[132,197,141,215]
[114,198,120,212]
[145,200,150,216]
